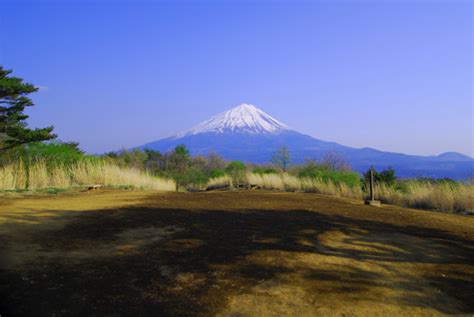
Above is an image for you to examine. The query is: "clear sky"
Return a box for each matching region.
[1,0,472,156]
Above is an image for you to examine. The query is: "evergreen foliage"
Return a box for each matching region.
[363,167,397,187]
[0,66,56,151]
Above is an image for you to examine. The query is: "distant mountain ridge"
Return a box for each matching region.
[139,104,473,179]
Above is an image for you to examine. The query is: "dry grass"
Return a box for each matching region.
[299,177,363,199]
[206,173,474,213]
[0,160,176,191]
[243,173,362,199]
[375,181,474,213]
[207,175,233,188]
[0,159,27,189]
[246,173,288,190]
[213,173,363,199]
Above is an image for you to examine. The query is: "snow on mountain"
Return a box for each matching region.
[174,103,290,138]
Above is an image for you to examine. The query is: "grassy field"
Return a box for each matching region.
[0,190,473,316]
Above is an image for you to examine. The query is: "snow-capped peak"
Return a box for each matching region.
[174,103,290,137]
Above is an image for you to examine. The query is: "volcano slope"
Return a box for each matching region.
[0,190,473,316]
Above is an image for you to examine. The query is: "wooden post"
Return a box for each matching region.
[365,168,381,206]
[369,169,374,201]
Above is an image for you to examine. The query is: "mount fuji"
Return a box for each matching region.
[138,104,473,179]
[174,103,290,136]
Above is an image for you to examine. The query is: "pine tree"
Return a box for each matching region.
[0,66,56,152]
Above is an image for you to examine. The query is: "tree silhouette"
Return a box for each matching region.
[271,146,291,172]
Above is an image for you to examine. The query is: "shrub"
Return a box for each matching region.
[252,166,278,175]
[175,168,209,189]
[210,168,226,178]
[363,167,397,187]
[105,148,148,170]
[0,141,87,168]
[298,160,360,188]
[225,161,246,173]
[225,161,246,184]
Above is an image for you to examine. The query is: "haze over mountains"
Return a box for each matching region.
[139,104,473,179]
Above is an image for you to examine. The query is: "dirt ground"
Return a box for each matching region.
[0,190,473,316]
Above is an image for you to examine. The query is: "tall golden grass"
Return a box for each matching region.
[299,177,364,199]
[374,181,473,213]
[206,173,363,199]
[0,159,175,191]
[206,173,474,213]
[207,175,233,188]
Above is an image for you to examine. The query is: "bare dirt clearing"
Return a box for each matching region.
[0,190,473,316]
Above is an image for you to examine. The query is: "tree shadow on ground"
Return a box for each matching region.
[0,202,473,316]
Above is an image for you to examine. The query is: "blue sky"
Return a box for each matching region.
[1,0,472,156]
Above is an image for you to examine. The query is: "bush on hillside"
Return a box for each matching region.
[363,167,397,187]
[210,168,226,178]
[104,148,148,170]
[296,159,360,187]
[225,161,246,184]
[0,141,94,171]
[253,166,278,175]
